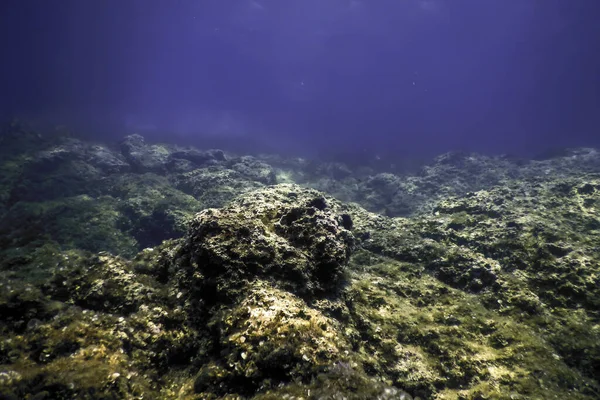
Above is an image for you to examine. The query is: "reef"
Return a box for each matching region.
[0,121,599,399]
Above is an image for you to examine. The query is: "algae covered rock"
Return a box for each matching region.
[0,184,367,400]
[120,133,172,173]
[194,281,354,397]
[176,184,355,303]
[229,155,277,184]
[0,132,206,260]
[415,177,600,388]
[8,138,106,203]
[2,128,600,399]
[174,166,266,208]
[0,195,139,261]
[171,147,227,166]
[106,173,202,248]
[46,252,157,314]
[120,134,229,175]
[0,249,198,400]
[84,143,131,174]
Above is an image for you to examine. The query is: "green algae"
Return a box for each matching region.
[345,256,597,399]
[0,130,599,399]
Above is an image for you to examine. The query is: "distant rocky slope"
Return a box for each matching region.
[0,122,599,399]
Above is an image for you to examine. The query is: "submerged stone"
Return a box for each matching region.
[0,131,600,399]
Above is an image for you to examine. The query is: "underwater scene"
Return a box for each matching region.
[1,123,599,399]
[2,1,600,399]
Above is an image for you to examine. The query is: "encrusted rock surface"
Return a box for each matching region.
[1,125,600,399]
[178,185,354,299]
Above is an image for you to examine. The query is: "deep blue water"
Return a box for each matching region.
[2,0,600,159]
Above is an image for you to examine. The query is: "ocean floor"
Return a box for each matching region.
[0,122,599,399]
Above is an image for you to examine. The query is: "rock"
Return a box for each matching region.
[1,128,600,399]
[176,184,355,303]
[46,252,157,314]
[174,166,265,208]
[193,281,353,396]
[120,134,171,173]
[170,148,226,167]
[84,144,130,174]
[229,155,277,184]
[106,173,201,249]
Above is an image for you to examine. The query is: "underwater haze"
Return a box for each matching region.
[3,2,600,400]
[2,0,600,157]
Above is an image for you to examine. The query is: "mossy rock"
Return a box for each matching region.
[175,184,355,304]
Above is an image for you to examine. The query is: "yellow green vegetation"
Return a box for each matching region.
[0,128,599,399]
[345,254,597,399]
